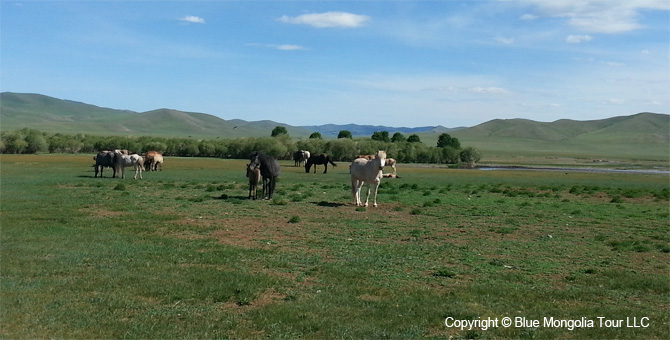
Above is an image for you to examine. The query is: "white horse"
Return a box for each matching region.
[350,150,387,207]
[114,150,144,179]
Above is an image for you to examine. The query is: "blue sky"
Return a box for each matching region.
[2,1,668,127]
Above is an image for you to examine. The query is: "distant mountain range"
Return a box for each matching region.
[0,92,456,138]
[1,92,668,160]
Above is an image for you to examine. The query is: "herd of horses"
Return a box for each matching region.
[248,151,397,206]
[93,149,163,180]
[93,149,396,207]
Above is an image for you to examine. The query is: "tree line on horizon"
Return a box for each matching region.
[0,127,482,166]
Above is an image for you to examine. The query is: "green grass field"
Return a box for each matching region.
[1,154,668,339]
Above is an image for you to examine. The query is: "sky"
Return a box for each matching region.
[2,0,669,127]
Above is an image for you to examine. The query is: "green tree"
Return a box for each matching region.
[309,132,323,139]
[198,141,216,157]
[440,146,460,164]
[23,129,48,153]
[2,131,27,154]
[337,130,353,139]
[460,147,482,168]
[407,134,422,143]
[371,131,390,142]
[271,126,288,137]
[437,133,461,149]
[391,132,406,143]
[326,138,357,161]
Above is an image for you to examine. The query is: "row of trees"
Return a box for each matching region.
[1,128,482,166]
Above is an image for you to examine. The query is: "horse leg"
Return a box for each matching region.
[356,181,364,206]
[262,177,268,199]
[363,183,372,207]
[268,177,275,199]
[323,164,327,174]
[372,181,380,207]
[351,177,359,205]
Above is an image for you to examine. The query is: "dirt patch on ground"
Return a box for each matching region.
[220,287,288,312]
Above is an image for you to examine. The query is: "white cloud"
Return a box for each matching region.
[278,12,370,28]
[469,87,511,95]
[179,15,205,24]
[565,34,593,43]
[521,0,669,33]
[276,44,306,51]
[520,13,538,20]
[246,43,307,51]
[495,37,515,45]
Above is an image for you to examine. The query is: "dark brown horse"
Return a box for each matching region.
[94,151,117,178]
[249,152,281,199]
[305,153,337,174]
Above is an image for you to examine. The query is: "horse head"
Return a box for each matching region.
[376,151,387,169]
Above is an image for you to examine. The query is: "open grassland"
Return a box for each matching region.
[1,154,669,339]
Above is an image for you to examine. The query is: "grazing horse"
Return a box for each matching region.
[350,150,387,207]
[246,163,261,200]
[94,150,117,178]
[305,153,337,174]
[144,151,164,171]
[114,150,144,179]
[249,152,281,199]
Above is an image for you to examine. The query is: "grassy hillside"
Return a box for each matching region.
[0,92,136,131]
[2,92,667,162]
[0,93,311,139]
[450,113,669,161]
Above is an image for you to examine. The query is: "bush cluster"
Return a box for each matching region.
[0,128,481,165]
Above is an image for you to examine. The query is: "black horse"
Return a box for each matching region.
[305,153,337,174]
[249,152,281,199]
[94,151,117,178]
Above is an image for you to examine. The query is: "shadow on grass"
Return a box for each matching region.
[314,201,345,208]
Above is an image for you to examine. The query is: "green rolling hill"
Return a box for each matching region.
[0,93,310,138]
[449,113,669,160]
[1,92,668,161]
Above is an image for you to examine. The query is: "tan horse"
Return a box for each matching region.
[357,154,396,175]
[246,163,261,200]
[144,151,163,171]
[350,150,386,207]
